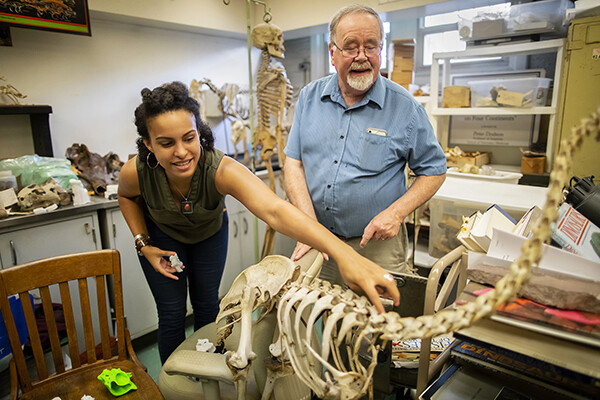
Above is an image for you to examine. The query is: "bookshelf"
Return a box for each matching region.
[0,105,54,157]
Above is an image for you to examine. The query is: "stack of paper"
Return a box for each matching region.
[456,204,517,252]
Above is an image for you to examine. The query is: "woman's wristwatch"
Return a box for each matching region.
[134,233,151,256]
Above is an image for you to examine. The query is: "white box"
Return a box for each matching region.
[428,177,548,258]
[468,77,552,108]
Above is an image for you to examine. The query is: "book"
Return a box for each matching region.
[512,205,542,238]
[392,334,453,369]
[456,211,486,252]
[451,338,600,398]
[470,204,517,252]
[392,333,454,353]
[462,282,600,348]
[552,202,600,263]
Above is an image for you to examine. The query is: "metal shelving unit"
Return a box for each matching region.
[428,38,565,172]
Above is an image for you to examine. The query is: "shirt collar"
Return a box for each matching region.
[321,73,385,110]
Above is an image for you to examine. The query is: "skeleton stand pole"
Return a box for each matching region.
[244,0,261,264]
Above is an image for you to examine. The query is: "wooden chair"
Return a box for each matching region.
[0,249,164,399]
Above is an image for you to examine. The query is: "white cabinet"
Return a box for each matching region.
[0,212,100,268]
[0,212,106,350]
[428,39,565,172]
[219,195,265,298]
[101,208,158,339]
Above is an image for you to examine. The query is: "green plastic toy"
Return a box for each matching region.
[98,368,138,396]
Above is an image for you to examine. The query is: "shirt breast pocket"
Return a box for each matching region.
[358,131,393,171]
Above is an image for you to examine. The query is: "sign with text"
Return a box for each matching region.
[450,114,533,146]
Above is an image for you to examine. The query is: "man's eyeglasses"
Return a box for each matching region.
[333,42,382,59]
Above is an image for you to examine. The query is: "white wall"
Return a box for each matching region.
[0,16,254,161]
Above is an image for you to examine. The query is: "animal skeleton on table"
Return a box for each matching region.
[251,22,293,257]
[189,78,250,163]
[0,76,27,105]
[211,109,600,399]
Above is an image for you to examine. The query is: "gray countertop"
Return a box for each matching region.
[0,196,119,230]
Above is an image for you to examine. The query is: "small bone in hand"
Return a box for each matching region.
[170,254,183,272]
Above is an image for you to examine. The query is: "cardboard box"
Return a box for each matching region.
[393,57,414,71]
[442,86,471,108]
[391,71,413,85]
[521,156,545,174]
[446,151,491,168]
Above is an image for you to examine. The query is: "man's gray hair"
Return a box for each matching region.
[329,4,384,46]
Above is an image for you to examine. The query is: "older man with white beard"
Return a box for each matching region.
[284,4,447,286]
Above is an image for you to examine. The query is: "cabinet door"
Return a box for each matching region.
[0,213,99,269]
[106,209,158,339]
[219,211,242,298]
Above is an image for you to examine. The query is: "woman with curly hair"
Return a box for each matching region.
[118,81,399,363]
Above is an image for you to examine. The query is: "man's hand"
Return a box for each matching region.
[360,207,404,248]
[291,241,329,262]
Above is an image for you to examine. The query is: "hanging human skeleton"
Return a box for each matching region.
[251,22,294,258]
[211,108,600,399]
[189,78,251,163]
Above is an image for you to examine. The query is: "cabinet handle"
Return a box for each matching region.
[84,223,97,245]
[9,240,17,266]
[233,220,238,238]
[243,217,248,235]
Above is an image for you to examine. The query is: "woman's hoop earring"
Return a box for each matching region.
[146,152,159,169]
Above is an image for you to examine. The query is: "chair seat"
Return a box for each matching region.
[19,359,164,400]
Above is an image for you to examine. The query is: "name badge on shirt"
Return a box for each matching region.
[367,128,387,137]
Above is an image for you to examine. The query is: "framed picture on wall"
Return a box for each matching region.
[0,0,91,36]
[449,69,545,147]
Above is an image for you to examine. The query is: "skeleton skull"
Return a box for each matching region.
[17,183,61,211]
[252,23,285,58]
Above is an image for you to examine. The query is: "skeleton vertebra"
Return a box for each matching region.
[252,23,294,258]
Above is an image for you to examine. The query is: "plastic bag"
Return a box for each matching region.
[0,155,79,190]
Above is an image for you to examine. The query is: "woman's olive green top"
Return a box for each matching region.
[136,149,225,244]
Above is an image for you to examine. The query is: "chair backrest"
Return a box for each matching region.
[0,249,127,394]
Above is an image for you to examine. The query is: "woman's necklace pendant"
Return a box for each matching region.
[181,200,193,215]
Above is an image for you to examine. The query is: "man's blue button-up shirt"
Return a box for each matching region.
[284,74,446,238]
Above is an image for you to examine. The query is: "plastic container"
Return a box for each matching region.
[428,177,548,257]
[507,0,571,34]
[458,0,571,41]
[468,77,552,108]
[446,168,523,184]
[0,170,17,192]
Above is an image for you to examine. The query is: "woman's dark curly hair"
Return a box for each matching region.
[134,81,214,161]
